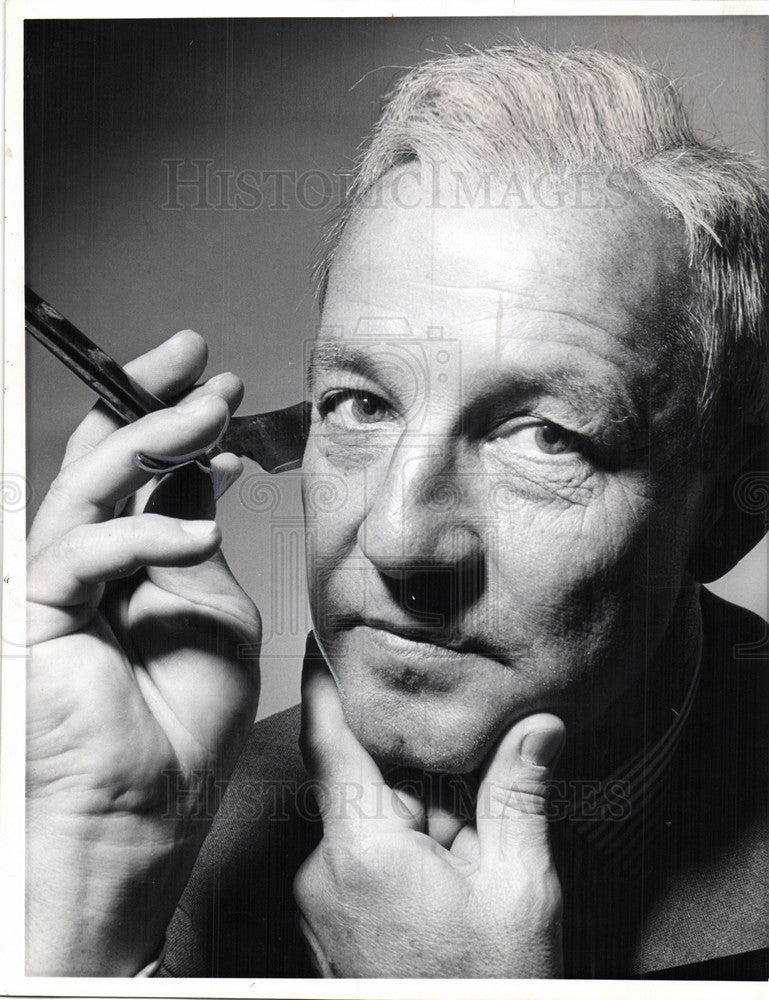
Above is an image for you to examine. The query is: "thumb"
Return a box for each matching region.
[300,646,419,834]
[476,713,565,867]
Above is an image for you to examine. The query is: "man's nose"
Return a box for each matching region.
[357,444,485,622]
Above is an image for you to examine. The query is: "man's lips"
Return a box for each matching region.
[352,619,503,663]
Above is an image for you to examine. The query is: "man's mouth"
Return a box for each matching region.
[354,619,502,663]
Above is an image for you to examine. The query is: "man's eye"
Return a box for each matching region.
[490,418,581,456]
[319,389,392,427]
[533,423,577,455]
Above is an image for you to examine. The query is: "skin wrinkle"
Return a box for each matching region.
[479,458,597,509]
[310,309,672,418]
[332,276,677,336]
[400,282,685,336]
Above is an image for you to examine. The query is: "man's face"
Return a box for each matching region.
[302,170,708,772]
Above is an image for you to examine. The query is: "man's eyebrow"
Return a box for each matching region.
[308,341,646,435]
[537,366,634,416]
[306,342,382,391]
[467,362,644,435]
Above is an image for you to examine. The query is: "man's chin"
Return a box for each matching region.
[321,625,528,771]
[339,691,499,774]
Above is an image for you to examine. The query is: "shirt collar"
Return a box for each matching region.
[566,625,704,861]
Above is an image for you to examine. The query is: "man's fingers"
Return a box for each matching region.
[27,514,221,644]
[301,651,384,799]
[449,823,480,864]
[60,330,210,465]
[301,652,418,832]
[29,513,221,602]
[28,393,230,558]
[476,713,565,868]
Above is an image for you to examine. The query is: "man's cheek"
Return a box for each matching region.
[490,506,648,640]
[304,445,390,534]
[304,470,366,569]
[493,494,639,588]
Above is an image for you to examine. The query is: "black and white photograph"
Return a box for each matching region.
[5,4,769,992]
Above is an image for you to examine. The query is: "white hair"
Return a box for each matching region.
[316,42,769,457]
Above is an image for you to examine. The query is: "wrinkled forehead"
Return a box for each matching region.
[323,165,692,339]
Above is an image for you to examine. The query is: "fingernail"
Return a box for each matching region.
[180,520,217,537]
[205,371,236,390]
[521,729,564,768]
[169,328,197,343]
[211,465,242,500]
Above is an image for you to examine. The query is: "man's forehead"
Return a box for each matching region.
[327,167,691,337]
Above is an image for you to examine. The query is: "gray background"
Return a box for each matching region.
[25,16,768,719]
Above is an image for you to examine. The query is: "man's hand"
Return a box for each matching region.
[294,657,566,978]
[26,331,261,975]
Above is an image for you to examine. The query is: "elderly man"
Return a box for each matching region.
[26,44,768,980]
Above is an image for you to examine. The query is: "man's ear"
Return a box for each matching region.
[688,427,769,583]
